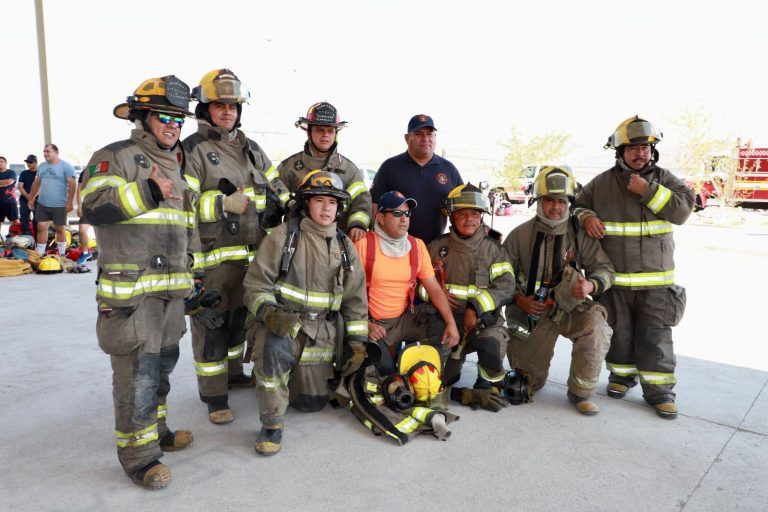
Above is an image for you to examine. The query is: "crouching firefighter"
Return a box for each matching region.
[346,342,459,445]
[503,166,615,415]
[422,183,521,412]
[182,68,287,425]
[243,170,369,456]
[81,75,199,489]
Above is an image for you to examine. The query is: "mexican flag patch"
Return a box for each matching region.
[89,161,109,176]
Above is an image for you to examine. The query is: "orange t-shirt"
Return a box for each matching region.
[354,234,435,320]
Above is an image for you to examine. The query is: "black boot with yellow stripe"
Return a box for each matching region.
[255,422,283,456]
[129,460,172,490]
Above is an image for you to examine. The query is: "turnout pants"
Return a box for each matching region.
[97,297,186,474]
[444,321,509,386]
[507,301,612,399]
[191,262,249,406]
[600,287,686,404]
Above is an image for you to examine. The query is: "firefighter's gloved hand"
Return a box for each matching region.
[341,342,367,377]
[185,288,224,330]
[263,306,300,337]
[451,387,509,412]
[222,190,248,215]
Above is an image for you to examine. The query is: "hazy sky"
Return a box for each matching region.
[1,0,765,184]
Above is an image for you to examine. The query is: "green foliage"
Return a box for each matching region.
[499,128,570,188]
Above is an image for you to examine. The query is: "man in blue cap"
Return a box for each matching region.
[371,115,463,244]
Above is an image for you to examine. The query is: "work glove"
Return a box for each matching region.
[185,288,224,330]
[263,305,300,338]
[222,191,249,215]
[451,387,509,412]
[340,342,367,377]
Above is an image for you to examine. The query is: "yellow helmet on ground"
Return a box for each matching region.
[533,166,577,199]
[113,75,193,120]
[605,115,663,150]
[443,183,490,216]
[37,255,63,274]
[399,343,442,403]
[192,68,250,104]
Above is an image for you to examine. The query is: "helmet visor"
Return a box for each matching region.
[194,79,250,104]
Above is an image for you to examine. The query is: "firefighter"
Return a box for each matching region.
[421,183,517,412]
[243,170,369,456]
[574,116,694,419]
[504,166,615,415]
[81,75,198,489]
[278,102,371,241]
[183,68,287,425]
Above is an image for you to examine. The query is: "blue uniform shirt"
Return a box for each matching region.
[371,151,463,244]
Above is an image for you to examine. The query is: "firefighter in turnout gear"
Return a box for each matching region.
[504,166,614,415]
[420,184,517,412]
[278,102,371,242]
[243,170,369,456]
[575,116,694,419]
[81,75,198,489]
[183,68,288,425]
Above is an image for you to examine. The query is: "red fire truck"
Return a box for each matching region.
[688,144,768,210]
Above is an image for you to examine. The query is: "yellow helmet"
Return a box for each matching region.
[443,182,490,216]
[113,75,193,120]
[533,166,577,199]
[605,115,663,150]
[192,68,249,104]
[399,343,442,403]
[37,255,63,274]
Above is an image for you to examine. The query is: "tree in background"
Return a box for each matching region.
[499,127,570,189]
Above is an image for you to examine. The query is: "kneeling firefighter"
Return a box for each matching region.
[183,68,288,425]
[243,170,369,456]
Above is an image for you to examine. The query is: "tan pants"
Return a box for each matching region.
[507,301,612,399]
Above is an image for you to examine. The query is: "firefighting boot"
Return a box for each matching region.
[255,422,284,456]
[207,400,234,425]
[159,430,194,452]
[607,383,630,399]
[567,391,599,415]
[654,400,679,420]
[129,460,171,490]
[228,372,256,389]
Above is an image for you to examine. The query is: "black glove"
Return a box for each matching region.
[263,305,300,337]
[451,387,509,412]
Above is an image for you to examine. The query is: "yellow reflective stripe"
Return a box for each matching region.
[249,293,275,314]
[603,220,673,236]
[478,366,505,382]
[300,346,335,363]
[279,191,291,206]
[490,261,513,280]
[228,342,245,359]
[97,273,194,300]
[157,403,167,420]
[115,423,158,448]
[185,175,200,192]
[639,371,676,385]
[199,191,221,222]
[198,245,250,268]
[345,320,368,336]
[191,252,205,271]
[117,181,149,217]
[569,368,599,389]
[347,181,367,200]
[606,362,638,376]
[646,184,672,214]
[417,284,430,302]
[103,263,140,271]
[444,283,495,311]
[614,270,674,287]
[254,370,290,389]
[474,289,495,313]
[193,359,227,376]
[411,407,431,423]
[395,417,420,434]
[348,211,371,228]
[446,284,471,299]
[276,281,342,310]
[117,208,194,228]
[243,187,266,210]
[264,165,277,181]
[365,381,380,393]
[81,175,127,199]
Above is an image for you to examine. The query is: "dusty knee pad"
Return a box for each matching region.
[290,393,329,412]
[134,353,161,418]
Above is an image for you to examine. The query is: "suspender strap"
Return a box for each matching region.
[364,232,419,312]
[407,235,418,313]
[526,231,545,296]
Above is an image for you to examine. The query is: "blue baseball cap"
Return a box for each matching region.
[377,191,417,211]
[24,154,37,163]
[407,114,436,133]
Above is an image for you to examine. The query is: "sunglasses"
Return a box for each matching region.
[155,113,185,127]
[382,209,412,218]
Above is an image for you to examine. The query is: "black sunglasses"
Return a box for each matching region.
[382,209,412,218]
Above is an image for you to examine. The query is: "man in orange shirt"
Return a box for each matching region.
[353,191,459,368]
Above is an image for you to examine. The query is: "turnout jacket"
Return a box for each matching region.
[503,215,614,323]
[574,162,694,289]
[183,121,288,269]
[419,227,515,323]
[81,128,199,308]
[278,142,371,231]
[243,217,369,345]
